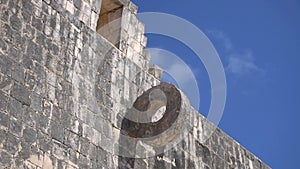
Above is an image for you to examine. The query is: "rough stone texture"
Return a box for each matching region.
[0,0,270,168]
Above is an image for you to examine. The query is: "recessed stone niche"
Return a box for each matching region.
[96,0,123,47]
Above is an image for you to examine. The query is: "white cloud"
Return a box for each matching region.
[226,50,264,77]
[207,29,233,51]
[207,29,264,78]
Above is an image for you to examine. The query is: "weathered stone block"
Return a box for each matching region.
[31,15,44,31]
[11,83,30,106]
[9,116,22,137]
[37,131,52,152]
[51,122,64,142]
[23,126,37,143]
[0,110,9,128]
[0,55,12,75]
[4,132,19,155]
[0,74,13,93]
[0,151,12,167]
[0,38,7,52]
[11,64,25,84]
[18,140,31,160]
[9,14,22,31]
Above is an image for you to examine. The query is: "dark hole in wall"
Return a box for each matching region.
[96,0,123,48]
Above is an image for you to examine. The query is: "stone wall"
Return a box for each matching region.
[0,0,270,168]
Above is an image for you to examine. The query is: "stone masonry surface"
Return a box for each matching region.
[0,0,271,168]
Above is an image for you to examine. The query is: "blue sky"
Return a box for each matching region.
[132,0,300,168]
